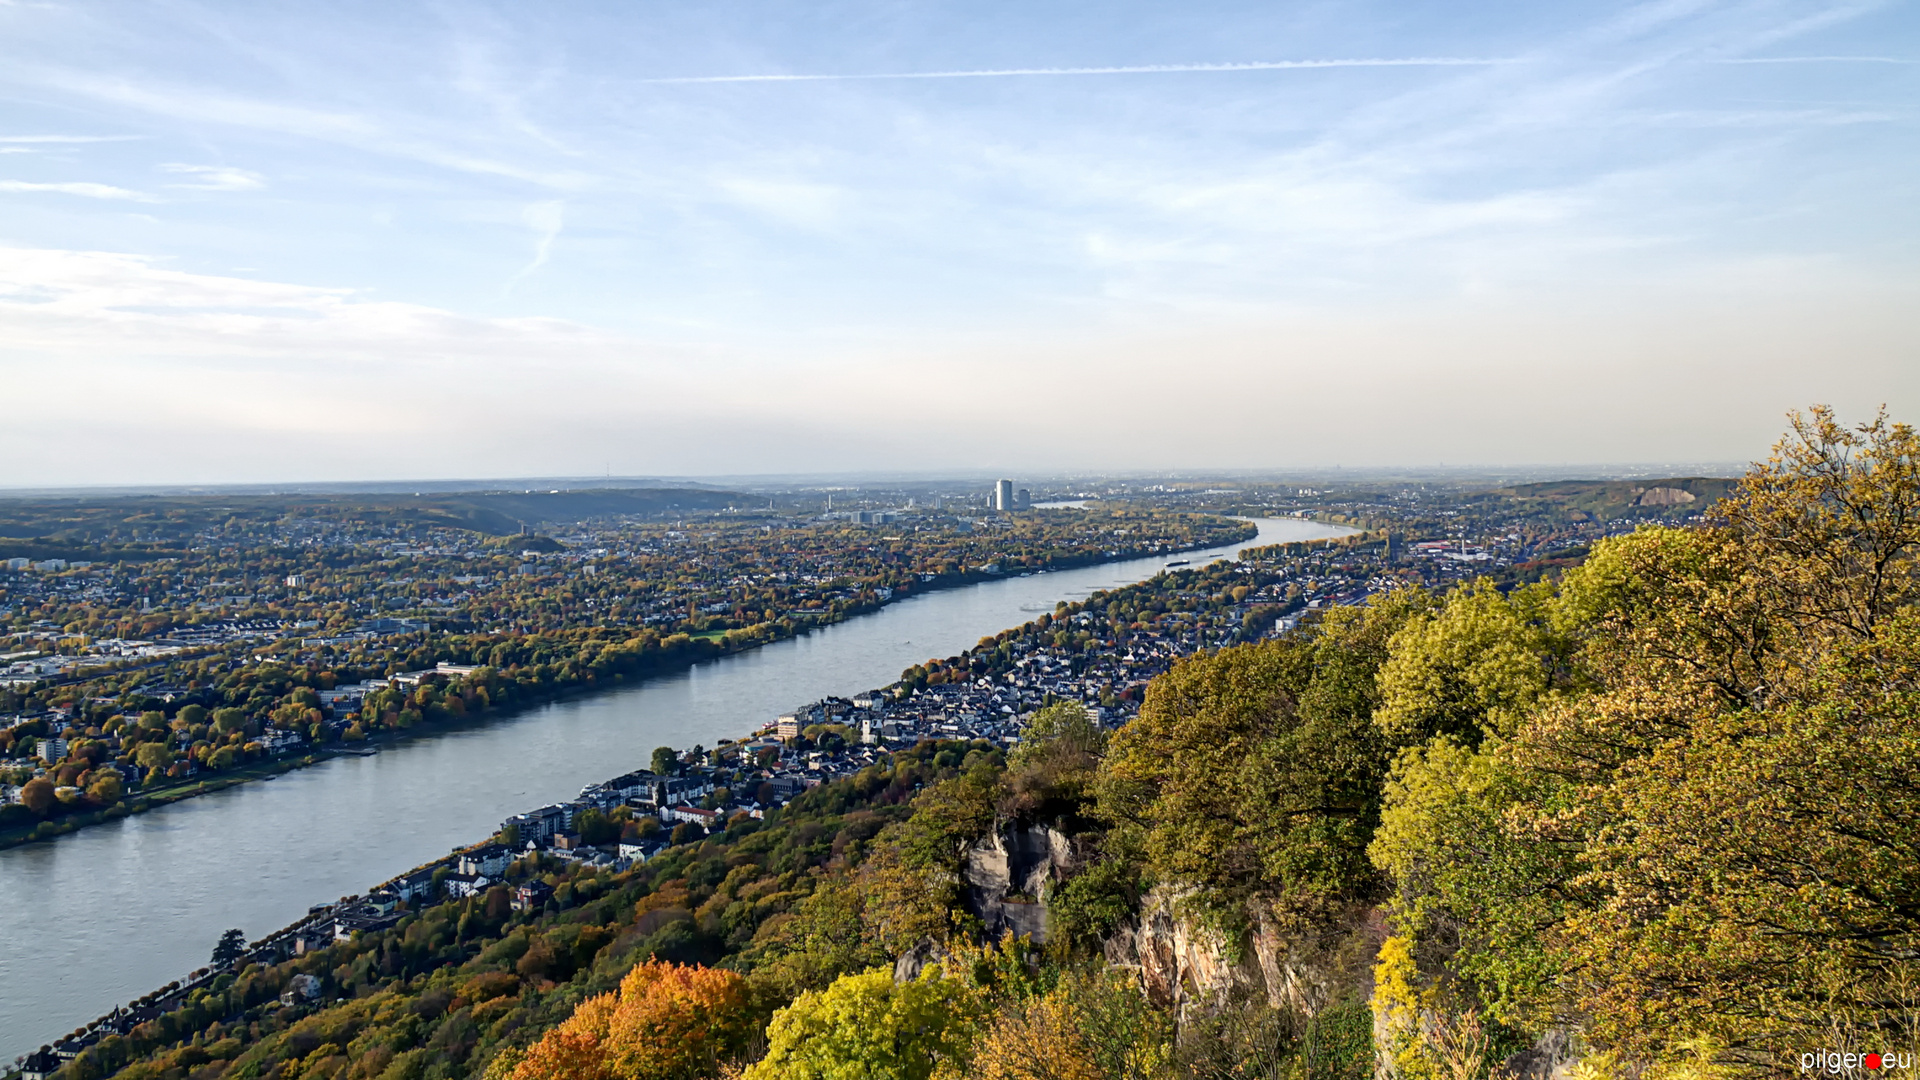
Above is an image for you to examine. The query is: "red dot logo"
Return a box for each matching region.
[1867,1054,1884,1070]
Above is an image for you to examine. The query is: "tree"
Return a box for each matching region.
[514,960,754,1080]
[576,809,620,847]
[651,746,679,776]
[134,742,174,774]
[1003,701,1104,822]
[19,776,54,816]
[970,969,1170,1080]
[1098,593,1424,927]
[210,928,247,968]
[1372,578,1564,745]
[85,770,123,806]
[1369,407,1920,1066]
[743,966,982,1080]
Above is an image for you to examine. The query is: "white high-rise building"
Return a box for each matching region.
[993,479,1015,511]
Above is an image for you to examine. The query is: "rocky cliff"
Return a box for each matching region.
[1102,887,1386,1016]
[961,823,1075,943]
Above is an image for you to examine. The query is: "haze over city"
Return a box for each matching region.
[2,0,1915,481]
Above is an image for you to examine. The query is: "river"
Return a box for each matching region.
[0,517,1351,1057]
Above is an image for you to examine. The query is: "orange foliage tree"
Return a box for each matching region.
[513,960,755,1080]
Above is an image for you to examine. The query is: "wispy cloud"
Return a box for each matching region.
[160,163,265,190]
[0,180,158,201]
[640,57,1519,84]
[19,67,593,189]
[1631,107,1894,126]
[0,134,145,143]
[504,200,565,293]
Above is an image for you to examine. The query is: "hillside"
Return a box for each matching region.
[1494,475,1737,521]
[0,487,750,554]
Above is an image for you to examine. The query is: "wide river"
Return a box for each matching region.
[0,517,1351,1057]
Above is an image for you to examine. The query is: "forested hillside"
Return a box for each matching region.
[52,407,1919,1080]
[0,488,749,552]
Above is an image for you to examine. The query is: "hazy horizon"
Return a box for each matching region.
[3,0,1914,484]
[0,461,1757,501]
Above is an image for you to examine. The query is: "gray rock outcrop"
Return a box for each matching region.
[961,823,1074,943]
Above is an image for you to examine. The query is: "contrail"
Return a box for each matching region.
[640,57,1518,84]
[1710,55,1912,64]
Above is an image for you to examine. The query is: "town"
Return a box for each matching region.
[6,469,1742,1071]
[0,489,1258,845]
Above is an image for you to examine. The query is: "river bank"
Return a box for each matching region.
[0,524,1256,853]
[0,516,1342,1060]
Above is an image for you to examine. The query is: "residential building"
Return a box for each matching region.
[511,881,554,912]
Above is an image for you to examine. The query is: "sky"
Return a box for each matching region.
[0,0,1915,485]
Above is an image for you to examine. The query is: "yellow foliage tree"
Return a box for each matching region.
[968,969,1169,1080]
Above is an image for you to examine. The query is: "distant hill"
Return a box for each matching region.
[0,487,751,554]
[1496,476,1739,522]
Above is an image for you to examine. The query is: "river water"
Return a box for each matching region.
[0,517,1351,1057]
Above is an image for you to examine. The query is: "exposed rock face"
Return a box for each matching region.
[962,824,1074,943]
[1634,485,1697,507]
[1500,1027,1581,1080]
[1093,886,1589,1080]
[892,938,948,984]
[1102,887,1385,1015]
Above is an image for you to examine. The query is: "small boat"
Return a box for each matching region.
[1165,559,1190,568]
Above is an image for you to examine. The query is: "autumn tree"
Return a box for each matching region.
[85,769,123,806]
[133,742,174,776]
[1372,407,1920,1070]
[20,776,54,816]
[969,969,1170,1080]
[513,960,754,1080]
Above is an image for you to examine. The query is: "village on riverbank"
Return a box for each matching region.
[10,511,1524,1070]
[7,474,1734,1070]
[0,491,1259,850]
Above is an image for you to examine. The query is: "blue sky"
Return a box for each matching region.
[1,0,1915,484]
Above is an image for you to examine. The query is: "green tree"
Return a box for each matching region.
[133,742,173,773]
[576,809,620,847]
[1373,579,1563,745]
[210,928,247,968]
[1004,701,1104,823]
[651,746,679,776]
[743,966,981,1080]
[1098,594,1423,927]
